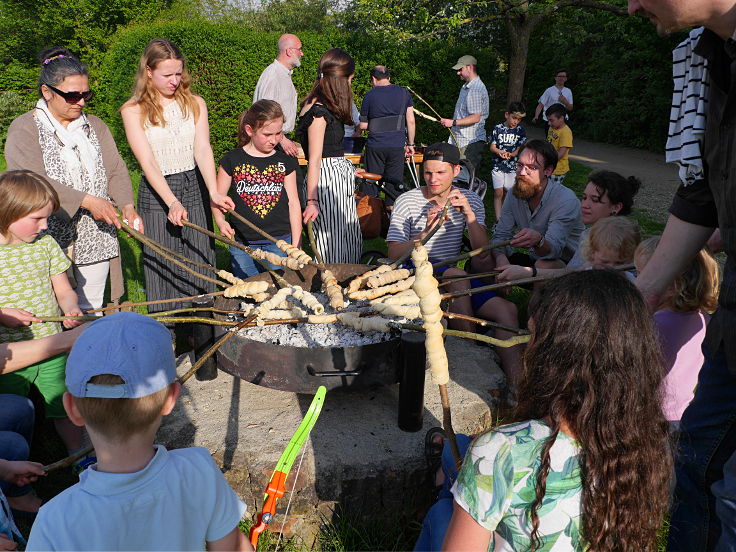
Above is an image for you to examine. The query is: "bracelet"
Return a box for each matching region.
[167,199,181,209]
[532,266,538,277]
[406,143,415,147]
[452,119,457,127]
[307,198,319,204]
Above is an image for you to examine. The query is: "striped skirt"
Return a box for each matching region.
[312,157,362,264]
[138,169,216,313]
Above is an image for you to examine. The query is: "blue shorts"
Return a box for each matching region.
[430,264,497,312]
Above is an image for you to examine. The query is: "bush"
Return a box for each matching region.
[0,90,34,152]
[96,20,500,165]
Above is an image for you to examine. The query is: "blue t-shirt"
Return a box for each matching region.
[490,123,527,173]
[359,84,413,148]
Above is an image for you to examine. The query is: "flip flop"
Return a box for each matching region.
[424,426,446,481]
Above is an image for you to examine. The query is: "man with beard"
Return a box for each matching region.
[629,1,736,550]
[491,139,583,270]
[387,143,523,383]
[253,34,304,157]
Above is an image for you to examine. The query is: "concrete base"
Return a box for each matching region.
[158,336,504,543]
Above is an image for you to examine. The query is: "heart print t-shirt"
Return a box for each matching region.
[219,147,298,242]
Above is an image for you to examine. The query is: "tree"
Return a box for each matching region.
[340,0,628,104]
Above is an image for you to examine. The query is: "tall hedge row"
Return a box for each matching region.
[523,10,685,152]
[96,20,500,165]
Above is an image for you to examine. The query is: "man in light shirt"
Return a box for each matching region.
[439,55,489,173]
[532,69,574,124]
[253,34,304,157]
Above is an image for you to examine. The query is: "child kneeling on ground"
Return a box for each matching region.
[27,313,251,551]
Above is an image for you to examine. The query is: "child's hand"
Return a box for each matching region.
[210,192,235,214]
[0,308,40,328]
[217,221,236,240]
[0,459,45,486]
[63,307,84,329]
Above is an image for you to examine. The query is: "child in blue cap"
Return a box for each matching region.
[27,312,252,551]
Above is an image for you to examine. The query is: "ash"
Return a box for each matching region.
[231,292,408,348]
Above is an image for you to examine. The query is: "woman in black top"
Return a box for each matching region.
[296,48,362,264]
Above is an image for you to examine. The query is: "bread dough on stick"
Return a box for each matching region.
[275,239,312,266]
[337,313,393,333]
[347,276,416,301]
[348,265,391,293]
[372,302,421,319]
[366,269,411,289]
[411,244,449,385]
[223,280,270,298]
[372,289,420,305]
[321,269,345,310]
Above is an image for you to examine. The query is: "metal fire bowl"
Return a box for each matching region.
[213,264,402,393]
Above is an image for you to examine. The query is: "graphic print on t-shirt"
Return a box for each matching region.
[232,161,287,218]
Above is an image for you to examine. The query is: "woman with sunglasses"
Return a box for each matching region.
[5,46,140,311]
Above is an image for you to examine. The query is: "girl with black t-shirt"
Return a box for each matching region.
[214,100,302,278]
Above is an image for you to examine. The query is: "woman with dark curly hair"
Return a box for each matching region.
[426,270,671,551]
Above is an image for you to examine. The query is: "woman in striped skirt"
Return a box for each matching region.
[296,48,362,264]
[121,39,234,313]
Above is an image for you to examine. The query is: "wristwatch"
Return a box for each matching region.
[535,235,545,249]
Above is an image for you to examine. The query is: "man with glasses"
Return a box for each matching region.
[253,34,304,157]
[439,55,489,173]
[358,65,415,206]
[532,69,574,124]
[491,139,583,270]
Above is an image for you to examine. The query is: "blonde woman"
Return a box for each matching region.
[121,39,233,315]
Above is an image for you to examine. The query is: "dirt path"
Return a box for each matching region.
[526,126,679,224]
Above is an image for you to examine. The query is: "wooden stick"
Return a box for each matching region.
[412,107,438,122]
[405,85,461,148]
[37,315,240,326]
[439,383,462,469]
[436,271,501,287]
[86,291,226,314]
[307,221,325,266]
[180,220,290,289]
[441,263,637,300]
[226,209,279,245]
[398,323,530,348]
[389,200,452,269]
[120,220,216,273]
[431,241,512,270]
[442,311,529,335]
[44,314,258,473]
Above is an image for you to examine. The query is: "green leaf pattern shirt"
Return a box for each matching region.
[0,234,71,343]
[452,420,584,551]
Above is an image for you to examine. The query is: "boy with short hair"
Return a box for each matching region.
[545,103,573,184]
[27,312,251,551]
[489,102,527,221]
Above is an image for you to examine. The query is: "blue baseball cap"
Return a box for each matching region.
[66,312,176,399]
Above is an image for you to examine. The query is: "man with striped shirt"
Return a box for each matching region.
[387,143,523,383]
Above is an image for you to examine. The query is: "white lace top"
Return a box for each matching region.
[144,101,196,176]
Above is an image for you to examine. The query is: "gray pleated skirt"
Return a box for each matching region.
[138,169,216,313]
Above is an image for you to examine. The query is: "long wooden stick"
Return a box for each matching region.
[389,200,452,269]
[180,220,290,289]
[397,323,530,347]
[436,271,501,286]
[86,291,226,314]
[306,221,325,266]
[120,220,227,288]
[431,241,512,270]
[442,311,529,335]
[439,383,462,468]
[412,107,438,122]
[441,263,637,300]
[405,85,461,148]
[43,314,258,473]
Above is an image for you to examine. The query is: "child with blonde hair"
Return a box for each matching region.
[582,216,641,273]
[635,237,719,426]
[0,170,89,472]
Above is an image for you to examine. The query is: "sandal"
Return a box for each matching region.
[424,426,446,487]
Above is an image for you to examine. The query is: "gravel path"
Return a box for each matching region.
[526,126,679,224]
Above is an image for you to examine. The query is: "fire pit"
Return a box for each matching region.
[213,264,403,393]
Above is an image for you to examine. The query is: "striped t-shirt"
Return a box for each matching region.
[387,187,485,261]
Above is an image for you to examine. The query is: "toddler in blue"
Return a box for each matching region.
[27,313,252,551]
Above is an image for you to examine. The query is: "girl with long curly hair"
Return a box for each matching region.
[295,48,362,264]
[121,38,234,317]
[442,270,672,551]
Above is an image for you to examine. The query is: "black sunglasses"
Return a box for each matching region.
[45,83,94,104]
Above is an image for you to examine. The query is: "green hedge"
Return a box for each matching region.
[96,20,500,165]
[524,10,685,152]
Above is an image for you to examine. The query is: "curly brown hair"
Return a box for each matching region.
[515,270,672,551]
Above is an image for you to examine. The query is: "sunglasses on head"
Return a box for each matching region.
[45,83,94,104]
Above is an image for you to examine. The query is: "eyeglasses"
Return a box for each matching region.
[45,83,95,104]
[516,161,542,173]
[289,47,303,53]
